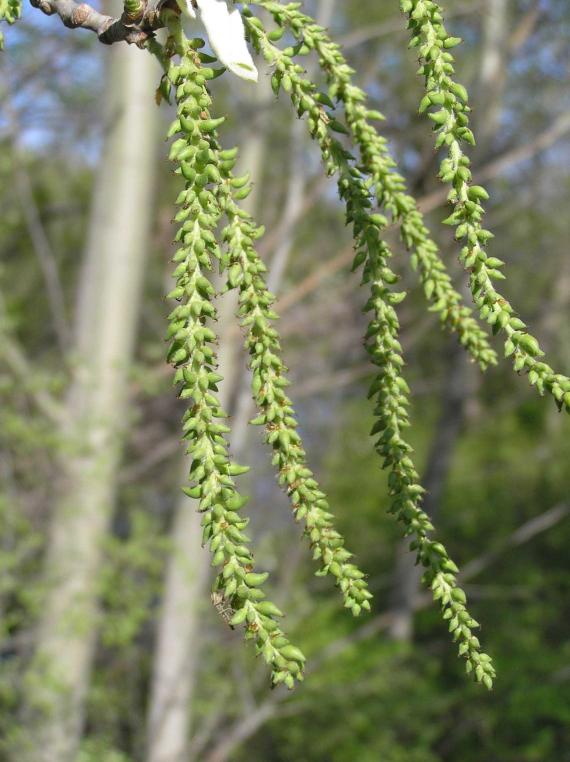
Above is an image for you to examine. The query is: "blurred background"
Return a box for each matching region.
[0,0,569,760]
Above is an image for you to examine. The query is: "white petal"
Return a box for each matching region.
[196,0,258,82]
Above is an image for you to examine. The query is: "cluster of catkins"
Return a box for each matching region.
[3,0,569,691]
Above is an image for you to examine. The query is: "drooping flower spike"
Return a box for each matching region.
[242,7,495,688]
[4,0,568,692]
[245,0,496,372]
[399,0,570,412]
[161,30,302,688]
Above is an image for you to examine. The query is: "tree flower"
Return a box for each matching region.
[178,0,259,82]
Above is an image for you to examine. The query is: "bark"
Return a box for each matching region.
[20,39,160,762]
[11,150,71,352]
[29,0,167,46]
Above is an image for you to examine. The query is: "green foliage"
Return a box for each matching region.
[0,496,40,747]
[0,496,40,638]
[278,397,570,762]
[77,739,133,762]
[99,509,168,648]
[0,0,21,50]
[251,638,446,762]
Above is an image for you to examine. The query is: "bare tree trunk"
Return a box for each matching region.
[388,0,510,642]
[478,0,509,151]
[20,40,160,762]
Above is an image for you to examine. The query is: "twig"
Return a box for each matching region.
[0,333,65,423]
[418,111,570,214]
[12,159,72,351]
[461,503,569,580]
[119,435,180,483]
[4,98,72,352]
[28,0,173,46]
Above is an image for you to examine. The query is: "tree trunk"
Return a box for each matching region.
[21,39,160,762]
[478,0,509,152]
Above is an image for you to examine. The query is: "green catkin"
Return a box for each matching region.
[21,0,569,695]
[220,186,372,618]
[0,0,22,49]
[244,12,495,687]
[399,0,570,412]
[161,31,372,619]
[246,0,497,371]
[164,35,305,689]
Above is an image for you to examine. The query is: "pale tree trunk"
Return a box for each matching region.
[478,0,509,151]
[20,39,160,762]
[145,75,272,762]
[388,0,510,641]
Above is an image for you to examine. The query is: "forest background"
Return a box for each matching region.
[0,0,569,760]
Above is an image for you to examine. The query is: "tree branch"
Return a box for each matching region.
[28,0,174,46]
[0,332,65,424]
[417,111,570,215]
